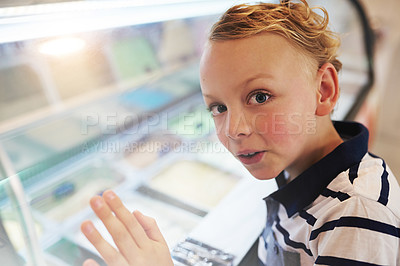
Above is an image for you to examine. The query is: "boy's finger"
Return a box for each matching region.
[81,220,128,266]
[82,258,100,266]
[102,190,150,248]
[133,210,168,245]
[89,196,138,261]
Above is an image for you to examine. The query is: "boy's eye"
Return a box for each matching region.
[209,104,227,116]
[248,92,270,104]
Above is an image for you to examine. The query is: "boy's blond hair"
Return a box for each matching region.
[209,0,342,73]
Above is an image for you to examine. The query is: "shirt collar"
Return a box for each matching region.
[266,121,369,218]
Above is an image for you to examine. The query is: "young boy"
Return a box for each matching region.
[81,1,400,265]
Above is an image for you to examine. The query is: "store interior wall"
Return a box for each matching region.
[360,0,400,182]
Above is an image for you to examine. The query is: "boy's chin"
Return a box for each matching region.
[244,166,281,181]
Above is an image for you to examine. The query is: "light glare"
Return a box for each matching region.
[38,37,86,56]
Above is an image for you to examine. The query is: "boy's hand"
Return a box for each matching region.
[80,190,173,266]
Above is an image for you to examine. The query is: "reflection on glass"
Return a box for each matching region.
[124,134,182,169]
[38,37,86,57]
[30,162,125,222]
[167,107,214,139]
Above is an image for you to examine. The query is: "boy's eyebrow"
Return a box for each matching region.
[202,93,217,100]
[243,73,273,86]
[202,73,274,100]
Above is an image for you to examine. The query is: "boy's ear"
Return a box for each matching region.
[315,63,340,116]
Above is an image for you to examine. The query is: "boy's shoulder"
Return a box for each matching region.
[323,152,400,220]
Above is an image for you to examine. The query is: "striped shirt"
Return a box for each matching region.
[258,121,400,266]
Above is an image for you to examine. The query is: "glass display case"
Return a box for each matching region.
[0,0,374,265]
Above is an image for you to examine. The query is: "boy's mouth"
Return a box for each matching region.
[239,152,259,157]
[237,151,265,165]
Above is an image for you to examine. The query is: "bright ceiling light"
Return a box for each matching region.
[38,37,86,56]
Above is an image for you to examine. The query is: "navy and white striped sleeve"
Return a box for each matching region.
[309,195,400,265]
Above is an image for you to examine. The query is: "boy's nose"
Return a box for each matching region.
[225,111,252,139]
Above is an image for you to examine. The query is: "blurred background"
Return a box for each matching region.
[0,0,398,265]
[361,0,400,181]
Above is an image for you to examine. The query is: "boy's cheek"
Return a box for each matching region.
[254,112,315,137]
[214,124,229,147]
[253,113,290,136]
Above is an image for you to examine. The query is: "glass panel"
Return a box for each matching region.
[0,174,44,266]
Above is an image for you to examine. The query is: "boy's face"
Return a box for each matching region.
[200,33,320,180]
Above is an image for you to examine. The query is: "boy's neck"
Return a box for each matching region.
[286,119,343,181]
